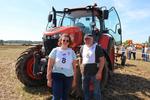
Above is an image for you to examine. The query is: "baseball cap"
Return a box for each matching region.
[84,34,94,39]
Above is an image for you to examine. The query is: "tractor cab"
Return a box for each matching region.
[46,5,108,38]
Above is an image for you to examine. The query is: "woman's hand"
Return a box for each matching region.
[47,79,52,87]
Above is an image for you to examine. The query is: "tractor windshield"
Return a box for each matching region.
[46,9,100,36]
[59,10,100,34]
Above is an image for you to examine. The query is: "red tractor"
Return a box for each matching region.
[15,4,122,98]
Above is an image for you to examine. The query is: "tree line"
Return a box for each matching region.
[0,40,42,45]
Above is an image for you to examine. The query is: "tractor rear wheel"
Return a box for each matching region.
[101,62,109,90]
[70,65,83,99]
[15,45,46,87]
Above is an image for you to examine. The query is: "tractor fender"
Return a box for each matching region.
[98,33,114,70]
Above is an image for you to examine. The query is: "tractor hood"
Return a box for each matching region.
[43,26,83,48]
[43,26,81,36]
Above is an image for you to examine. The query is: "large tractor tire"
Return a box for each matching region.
[70,65,83,99]
[101,62,109,90]
[15,45,46,87]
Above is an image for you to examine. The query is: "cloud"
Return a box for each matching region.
[114,0,150,20]
[113,0,132,11]
[125,9,150,20]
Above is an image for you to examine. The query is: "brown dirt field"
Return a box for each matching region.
[0,45,150,100]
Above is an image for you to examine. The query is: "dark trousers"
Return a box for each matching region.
[132,52,136,60]
[121,52,126,66]
[52,73,73,100]
[121,52,125,57]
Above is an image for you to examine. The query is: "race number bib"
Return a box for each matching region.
[62,58,66,63]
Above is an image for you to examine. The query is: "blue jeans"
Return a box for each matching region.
[82,75,101,100]
[128,51,131,59]
[144,53,149,61]
[52,73,73,100]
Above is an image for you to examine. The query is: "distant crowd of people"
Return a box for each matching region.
[121,44,136,60]
[120,44,150,62]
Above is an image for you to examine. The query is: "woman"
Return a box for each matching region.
[47,34,77,100]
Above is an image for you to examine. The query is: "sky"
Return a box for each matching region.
[0,0,150,43]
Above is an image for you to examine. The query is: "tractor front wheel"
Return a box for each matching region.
[15,45,46,87]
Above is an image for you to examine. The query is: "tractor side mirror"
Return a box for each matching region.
[102,10,109,19]
[118,28,122,35]
[48,14,53,22]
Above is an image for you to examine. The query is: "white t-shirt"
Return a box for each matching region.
[82,43,97,64]
[132,46,136,53]
[121,46,126,53]
[127,46,132,52]
[49,47,76,77]
[144,47,149,53]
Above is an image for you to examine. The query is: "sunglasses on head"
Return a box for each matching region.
[87,34,93,37]
[62,39,69,42]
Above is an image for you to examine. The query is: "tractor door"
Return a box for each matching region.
[105,7,122,45]
[47,13,63,30]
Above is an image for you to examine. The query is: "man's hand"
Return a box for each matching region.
[96,56,105,80]
[96,72,102,80]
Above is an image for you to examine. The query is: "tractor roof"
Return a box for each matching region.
[54,5,102,18]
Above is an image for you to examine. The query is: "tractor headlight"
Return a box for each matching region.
[41,46,45,54]
[42,35,47,40]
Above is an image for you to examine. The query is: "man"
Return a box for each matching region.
[120,44,126,66]
[80,34,105,100]
[127,44,132,60]
[131,45,136,60]
[121,44,126,56]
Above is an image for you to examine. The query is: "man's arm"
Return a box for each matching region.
[96,56,105,80]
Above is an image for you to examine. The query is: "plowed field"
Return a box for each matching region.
[0,45,150,100]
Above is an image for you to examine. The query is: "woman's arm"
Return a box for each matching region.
[47,58,55,87]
